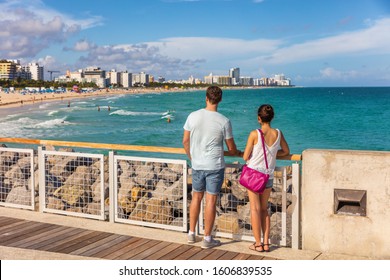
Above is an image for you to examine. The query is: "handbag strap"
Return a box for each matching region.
[258,129,269,169]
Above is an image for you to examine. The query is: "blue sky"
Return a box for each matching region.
[1,0,389,86]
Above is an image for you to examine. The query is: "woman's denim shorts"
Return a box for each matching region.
[265,178,274,189]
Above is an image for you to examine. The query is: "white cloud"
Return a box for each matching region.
[254,17,390,65]
[64,40,97,52]
[75,44,205,78]
[147,37,282,60]
[320,67,358,80]
[0,0,102,58]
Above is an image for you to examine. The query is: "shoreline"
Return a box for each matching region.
[0,88,192,111]
[0,86,290,111]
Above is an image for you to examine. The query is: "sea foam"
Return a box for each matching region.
[109,109,161,116]
[33,118,70,128]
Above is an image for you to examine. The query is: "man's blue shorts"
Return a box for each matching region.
[192,168,225,195]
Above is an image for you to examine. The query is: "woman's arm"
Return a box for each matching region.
[242,130,256,161]
[277,131,290,157]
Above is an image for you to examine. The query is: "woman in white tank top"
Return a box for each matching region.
[242,104,290,253]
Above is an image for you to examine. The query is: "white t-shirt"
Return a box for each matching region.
[183,109,233,170]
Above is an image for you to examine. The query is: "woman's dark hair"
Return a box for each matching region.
[206,86,222,104]
[258,104,274,123]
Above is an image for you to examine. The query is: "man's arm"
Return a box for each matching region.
[182,129,191,160]
[225,138,240,156]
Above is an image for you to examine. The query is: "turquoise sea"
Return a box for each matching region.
[1,87,389,163]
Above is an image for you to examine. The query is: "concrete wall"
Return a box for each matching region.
[301,149,390,259]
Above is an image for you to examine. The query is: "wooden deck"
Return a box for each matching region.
[0,216,277,260]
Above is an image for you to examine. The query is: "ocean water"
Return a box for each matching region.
[1,87,389,162]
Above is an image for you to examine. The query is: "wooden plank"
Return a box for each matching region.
[48,230,103,253]
[99,237,142,259]
[129,241,172,260]
[232,253,252,260]
[0,221,50,244]
[0,137,185,155]
[174,246,203,260]
[115,239,160,260]
[65,231,114,256]
[0,137,301,160]
[5,223,58,246]
[111,238,151,259]
[0,217,13,223]
[202,249,227,260]
[188,248,215,260]
[143,242,182,260]
[70,234,123,256]
[158,244,194,260]
[60,231,112,254]
[216,251,239,260]
[0,216,286,260]
[15,225,70,248]
[0,137,40,145]
[259,256,279,260]
[37,228,88,251]
[0,217,24,226]
[247,254,266,260]
[80,234,142,258]
[0,220,31,232]
[25,227,84,250]
[88,235,134,258]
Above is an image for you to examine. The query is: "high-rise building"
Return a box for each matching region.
[121,72,132,88]
[272,74,291,86]
[217,76,233,85]
[17,64,31,80]
[240,77,254,86]
[229,67,240,85]
[27,63,44,80]
[0,60,17,80]
[132,72,149,86]
[108,69,120,86]
[84,67,107,88]
[204,73,214,84]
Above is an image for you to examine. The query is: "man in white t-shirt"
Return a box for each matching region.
[183,86,241,249]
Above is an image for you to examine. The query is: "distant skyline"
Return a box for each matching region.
[1,0,389,86]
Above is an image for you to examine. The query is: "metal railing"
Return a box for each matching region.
[112,154,188,232]
[199,164,298,247]
[0,147,35,210]
[38,148,106,220]
[0,137,302,248]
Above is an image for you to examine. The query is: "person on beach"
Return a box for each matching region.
[242,104,290,253]
[183,85,241,249]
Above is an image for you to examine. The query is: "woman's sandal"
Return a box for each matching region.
[249,242,264,252]
[263,243,270,252]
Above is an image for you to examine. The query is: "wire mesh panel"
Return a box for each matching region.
[114,155,188,232]
[0,147,35,210]
[40,149,105,220]
[198,164,292,246]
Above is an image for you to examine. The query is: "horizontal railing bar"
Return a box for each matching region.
[0,137,302,161]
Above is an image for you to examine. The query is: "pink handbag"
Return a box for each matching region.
[239,129,269,194]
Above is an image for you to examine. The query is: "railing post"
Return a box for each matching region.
[281,166,287,246]
[108,151,116,223]
[291,162,301,249]
[38,146,45,213]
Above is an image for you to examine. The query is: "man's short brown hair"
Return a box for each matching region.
[206,86,222,104]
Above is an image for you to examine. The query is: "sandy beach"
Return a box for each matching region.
[0,87,192,111]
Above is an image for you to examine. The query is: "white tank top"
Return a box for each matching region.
[247,129,281,179]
